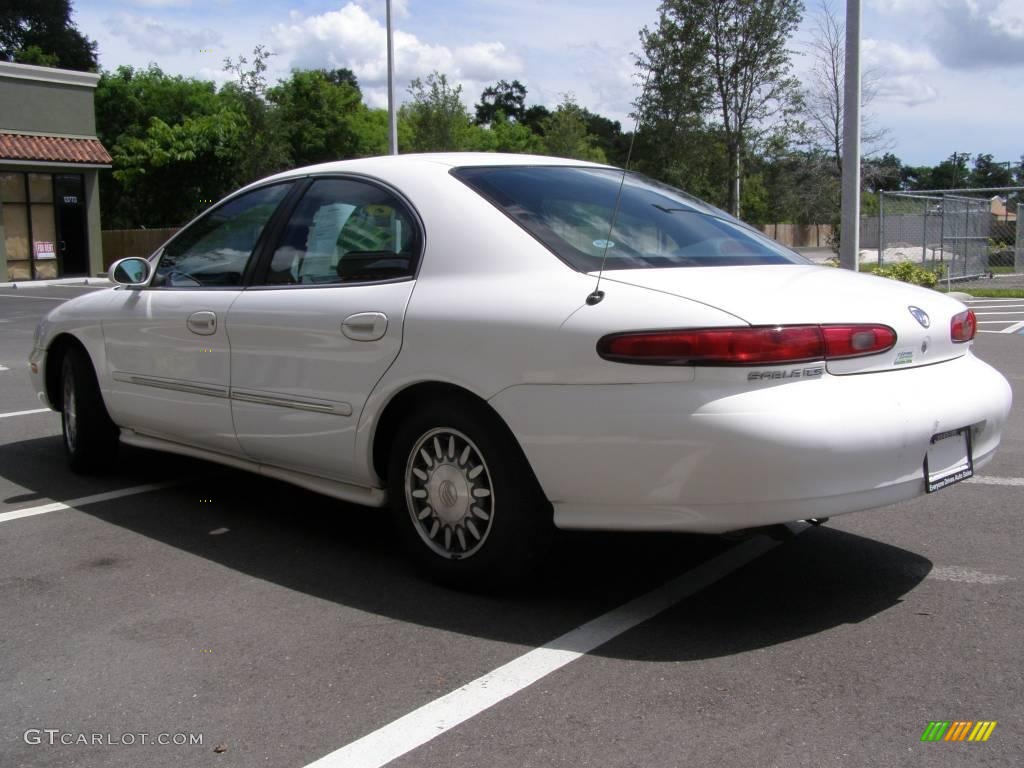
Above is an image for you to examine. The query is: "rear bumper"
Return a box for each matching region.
[489,352,1012,533]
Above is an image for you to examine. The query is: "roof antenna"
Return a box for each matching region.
[587,68,652,306]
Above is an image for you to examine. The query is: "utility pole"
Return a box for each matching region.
[951,151,970,186]
[386,0,398,155]
[839,0,861,271]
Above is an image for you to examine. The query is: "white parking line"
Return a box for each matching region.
[0,408,50,419]
[1000,321,1024,334]
[303,531,795,768]
[968,476,1024,487]
[0,482,175,524]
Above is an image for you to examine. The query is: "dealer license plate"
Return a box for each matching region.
[924,427,974,493]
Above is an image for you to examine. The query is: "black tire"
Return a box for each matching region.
[387,397,552,588]
[60,345,119,474]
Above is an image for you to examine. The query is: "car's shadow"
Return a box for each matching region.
[0,437,932,662]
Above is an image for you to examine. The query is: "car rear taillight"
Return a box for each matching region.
[597,325,897,366]
[950,309,977,343]
[821,325,898,359]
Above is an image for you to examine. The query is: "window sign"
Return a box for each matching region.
[34,241,56,260]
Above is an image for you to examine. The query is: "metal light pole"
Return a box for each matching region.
[839,0,861,271]
[386,0,398,155]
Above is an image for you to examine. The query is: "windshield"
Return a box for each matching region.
[452,166,809,272]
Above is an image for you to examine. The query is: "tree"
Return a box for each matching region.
[801,0,890,176]
[322,68,360,92]
[969,154,1014,189]
[581,110,630,167]
[220,46,290,185]
[522,104,551,134]
[639,0,804,216]
[0,0,97,71]
[474,79,527,125]
[111,110,248,228]
[634,7,713,192]
[96,65,236,227]
[268,69,363,166]
[540,95,606,162]
[402,72,473,152]
[863,152,903,193]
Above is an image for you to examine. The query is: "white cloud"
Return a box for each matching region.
[106,14,221,55]
[862,39,940,106]
[868,0,1024,69]
[271,3,522,107]
[125,0,194,7]
[930,0,1024,68]
[353,0,410,19]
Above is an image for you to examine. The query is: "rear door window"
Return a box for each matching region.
[259,177,420,286]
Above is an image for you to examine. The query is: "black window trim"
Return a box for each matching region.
[245,172,427,291]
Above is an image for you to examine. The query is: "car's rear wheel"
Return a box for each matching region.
[61,345,119,473]
[387,398,551,588]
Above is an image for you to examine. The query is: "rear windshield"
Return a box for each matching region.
[452,166,807,271]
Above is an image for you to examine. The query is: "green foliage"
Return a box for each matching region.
[13,45,58,67]
[639,0,804,215]
[540,96,606,162]
[402,72,473,152]
[970,153,1014,188]
[96,66,238,228]
[874,261,939,289]
[0,0,97,71]
[268,69,363,166]
[463,113,543,154]
[111,111,248,228]
[474,79,527,125]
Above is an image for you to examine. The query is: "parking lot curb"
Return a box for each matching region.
[0,277,111,289]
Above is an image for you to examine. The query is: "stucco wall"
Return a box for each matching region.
[0,78,96,137]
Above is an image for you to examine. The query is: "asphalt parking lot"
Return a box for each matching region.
[1,284,1021,768]
[967,295,1024,335]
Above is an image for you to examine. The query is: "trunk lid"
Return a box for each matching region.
[598,264,971,374]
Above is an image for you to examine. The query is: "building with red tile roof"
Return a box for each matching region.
[1,62,111,281]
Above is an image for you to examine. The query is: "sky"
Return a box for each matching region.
[73,0,1024,168]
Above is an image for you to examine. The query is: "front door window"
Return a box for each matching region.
[153,183,293,288]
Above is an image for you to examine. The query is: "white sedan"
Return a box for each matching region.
[29,153,1012,585]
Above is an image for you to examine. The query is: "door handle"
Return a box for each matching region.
[342,312,388,342]
[187,311,217,336]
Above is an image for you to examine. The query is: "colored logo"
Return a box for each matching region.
[920,721,997,742]
[909,305,931,328]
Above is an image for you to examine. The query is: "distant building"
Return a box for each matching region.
[0,61,111,281]
[989,195,1017,222]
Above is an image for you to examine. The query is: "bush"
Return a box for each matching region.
[874,261,939,289]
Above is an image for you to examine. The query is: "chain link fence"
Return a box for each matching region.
[1017,203,1023,274]
[872,187,1023,281]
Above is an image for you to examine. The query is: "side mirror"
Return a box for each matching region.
[110,257,152,288]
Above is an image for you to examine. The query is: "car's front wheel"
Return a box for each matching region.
[388,398,551,588]
[60,345,119,473]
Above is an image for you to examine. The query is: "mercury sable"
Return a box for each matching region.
[29,154,1012,585]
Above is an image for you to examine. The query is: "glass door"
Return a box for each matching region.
[55,174,88,276]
